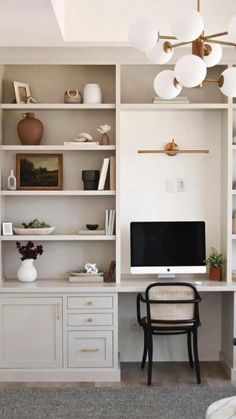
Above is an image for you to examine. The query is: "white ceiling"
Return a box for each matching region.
[0,0,236,46]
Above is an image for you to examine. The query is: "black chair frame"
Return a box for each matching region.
[137,282,201,385]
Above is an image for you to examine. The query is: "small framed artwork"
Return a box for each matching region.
[13,81,31,104]
[16,154,63,190]
[2,222,13,236]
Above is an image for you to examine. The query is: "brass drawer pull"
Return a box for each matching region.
[86,318,93,323]
[85,301,93,306]
[80,348,99,352]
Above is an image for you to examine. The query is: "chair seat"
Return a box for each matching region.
[141,317,194,328]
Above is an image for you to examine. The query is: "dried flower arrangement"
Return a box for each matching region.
[16,241,44,261]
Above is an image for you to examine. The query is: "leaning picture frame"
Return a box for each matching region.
[13,81,31,104]
[2,222,13,236]
[16,154,63,190]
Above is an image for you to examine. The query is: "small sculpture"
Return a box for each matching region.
[64,90,82,104]
[85,263,98,274]
[26,96,36,104]
[74,132,93,142]
[97,124,111,145]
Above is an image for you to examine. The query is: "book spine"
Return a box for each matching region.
[105,209,109,235]
[98,158,110,190]
[69,276,104,283]
[109,156,116,190]
[108,209,112,235]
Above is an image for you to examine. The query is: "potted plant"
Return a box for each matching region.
[206,247,224,281]
[16,241,44,282]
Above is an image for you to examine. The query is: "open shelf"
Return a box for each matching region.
[1,235,116,241]
[1,190,115,196]
[0,145,116,151]
[120,104,229,111]
[1,104,116,110]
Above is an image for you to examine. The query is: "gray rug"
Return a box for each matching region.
[0,387,236,419]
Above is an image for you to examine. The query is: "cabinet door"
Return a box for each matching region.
[0,297,62,368]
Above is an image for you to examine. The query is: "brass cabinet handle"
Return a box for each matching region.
[56,303,60,320]
[85,301,93,306]
[80,348,99,352]
[86,318,93,323]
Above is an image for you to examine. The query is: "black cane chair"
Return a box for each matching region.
[137,282,201,385]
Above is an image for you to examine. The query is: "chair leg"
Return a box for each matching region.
[193,328,201,384]
[147,332,153,386]
[187,331,194,368]
[141,329,147,369]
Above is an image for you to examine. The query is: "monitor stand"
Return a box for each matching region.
[157,274,176,281]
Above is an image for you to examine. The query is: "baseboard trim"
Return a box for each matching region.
[0,368,121,382]
[219,351,236,380]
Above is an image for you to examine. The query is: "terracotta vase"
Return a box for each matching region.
[101,133,110,145]
[209,267,222,281]
[17,112,44,145]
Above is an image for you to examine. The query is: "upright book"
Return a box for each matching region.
[98,158,110,190]
[109,156,116,190]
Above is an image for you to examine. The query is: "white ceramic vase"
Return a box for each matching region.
[83,83,102,104]
[17,259,37,282]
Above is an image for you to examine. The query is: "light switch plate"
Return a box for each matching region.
[177,178,185,192]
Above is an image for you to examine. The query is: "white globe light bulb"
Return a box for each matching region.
[228,15,236,42]
[172,10,204,42]
[203,44,222,68]
[174,55,207,88]
[219,68,236,98]
[154,70,182,100]
[146,40,173,64]
[129,20,158,52]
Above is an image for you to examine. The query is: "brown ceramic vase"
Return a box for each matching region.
[17,112,44,145]
[209,267,222,281]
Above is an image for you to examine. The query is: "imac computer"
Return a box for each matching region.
[130,221,206,277]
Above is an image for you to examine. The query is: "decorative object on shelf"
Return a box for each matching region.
[152,96,190,104]
[2,222,13,236]
[233,213,236,234]
[16,241,44,282]
[78,229,105,235]
[82,170,100,190]
[83,83,102,104]
[17,112,44,145]
[64,141,99,147]
[232,270,236,280]
[13,219,55,235]
[74,132,94,143]
[104,260,116,283]
[69,263,104,283]
[97,125,111,145]
[86,224,99,231]
[64,90,82,104]
[129,0,236,98]
[13,81,33,104]
[206,247,224,281]
[7,169,17,190]
[138,139,209,156]
[16,154,63,190]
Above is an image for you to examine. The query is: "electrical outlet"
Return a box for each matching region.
[130,318,139,331]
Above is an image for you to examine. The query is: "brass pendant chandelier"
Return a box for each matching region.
[129,0,236,98]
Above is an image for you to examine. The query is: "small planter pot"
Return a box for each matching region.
[209,267,222,281]
[82,170,100,190]
[17,259,37,282]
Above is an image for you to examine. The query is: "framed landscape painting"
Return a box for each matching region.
[16,154,63,190]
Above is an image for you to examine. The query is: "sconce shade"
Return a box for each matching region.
[172,10,204,42]
[154,70,182,99]
[203,44,222,67]
[174,55,207,87]
[228,15,236,42]
[146,40,173,64]
[129,20,158,52]
[219,68,236,97]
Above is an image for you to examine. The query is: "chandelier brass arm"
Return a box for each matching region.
[203,31,228,40]
[207,39,236,47]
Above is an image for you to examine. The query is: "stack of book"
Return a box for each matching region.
[64,141,100,147]
[69,272,104,283]
[105,209,115,235]
[152,96,190,104]
[98,156,116,190]
[78,229,105,235]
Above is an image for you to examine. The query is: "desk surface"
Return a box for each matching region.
[0,278,236,293]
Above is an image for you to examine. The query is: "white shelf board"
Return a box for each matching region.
[1,235,116,241]
[1,190,115,196]
[232,235,236,239]
[1,103,116,110]
[232,190,236,194]
[120,103,229,111]
[0,145,116,151]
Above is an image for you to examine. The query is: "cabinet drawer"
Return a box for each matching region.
[68,331,113,368]
[67,296,113,310]
[68,313,113,327]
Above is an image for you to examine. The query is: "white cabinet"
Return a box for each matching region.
[0,297,62,368]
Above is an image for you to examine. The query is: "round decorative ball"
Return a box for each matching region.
[129,20,158,52]
[172,10,204,42]
[174,55,207,88]
[154,70,182,100]
[219,68,236,98]
[146,40,173,64]
[203,44,222,68]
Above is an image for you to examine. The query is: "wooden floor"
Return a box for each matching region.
[0,362,234,391]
